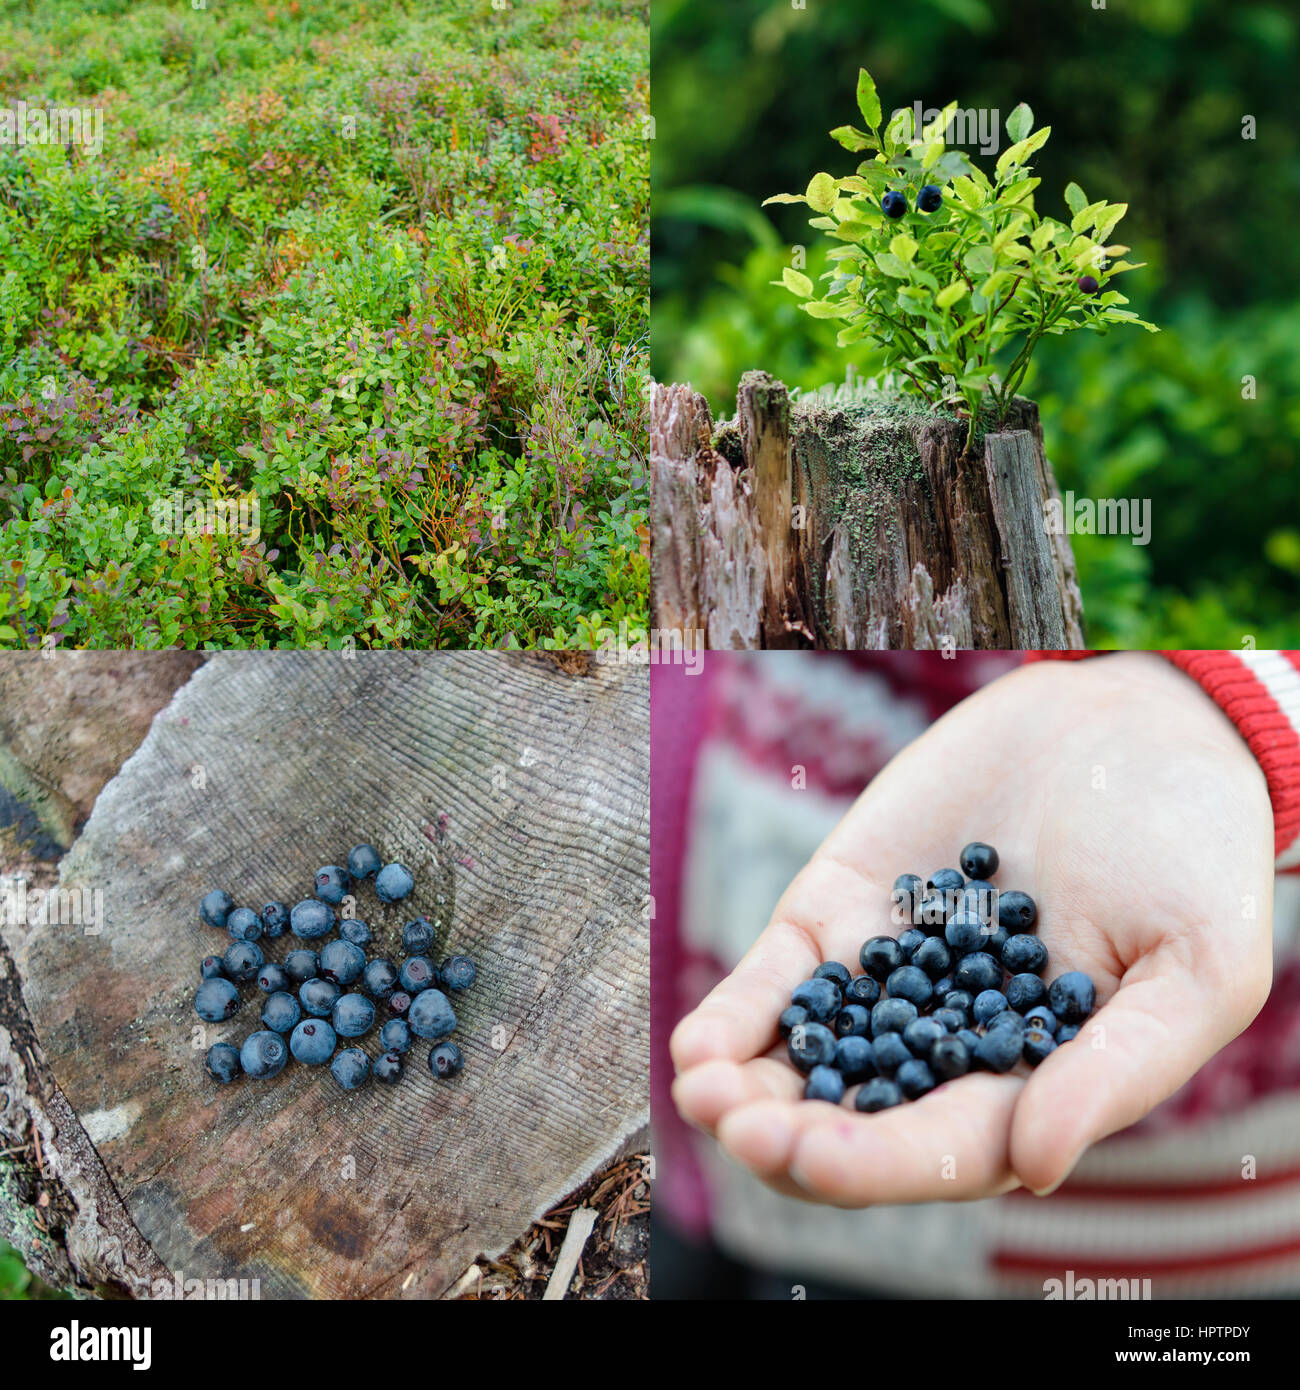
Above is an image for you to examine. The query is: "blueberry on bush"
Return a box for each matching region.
[375,862,414,903]
[241,1030,289,1080]
[917,184,943,214]
[881,190,907,219]
[429,1041,464,1079]
[204,1042,241,1084]
[1077,275,1100,295]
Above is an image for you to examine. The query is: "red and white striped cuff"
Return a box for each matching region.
[1029,651,1300,869]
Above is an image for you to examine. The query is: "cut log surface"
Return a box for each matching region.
[0,652,649,1299]
[650,379,1085,651]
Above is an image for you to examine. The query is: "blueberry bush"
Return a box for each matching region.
[0,0,648,649]
[765,68,1156,450]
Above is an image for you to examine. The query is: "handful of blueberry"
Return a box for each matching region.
[781,842,1096,1111]
[195,844,473,1092]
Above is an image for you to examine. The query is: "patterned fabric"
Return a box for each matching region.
[653,651,1300,1295]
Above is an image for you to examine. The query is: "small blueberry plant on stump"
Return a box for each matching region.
[765,67,1158,451]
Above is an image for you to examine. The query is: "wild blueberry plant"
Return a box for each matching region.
[765,68,1158,450]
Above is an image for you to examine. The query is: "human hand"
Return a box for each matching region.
[670,653,1274,1206]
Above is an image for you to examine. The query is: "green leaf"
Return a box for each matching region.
[995,127,1051,176]
[952,176,984,210]
[964,245,995,276]
[856,68,882,130]
[889,233,918,263]
[782,267,814,297]
[806,172,838,214]
[1092,203,1128,242]
[801,300,848,319]
[874,252,910,278]
[1063,182,1088,216]
[830,125,875,152]
[936,281,967,308]
[1071,200,1106,233]
[1005,103,1033,143]
[762,193,806,206]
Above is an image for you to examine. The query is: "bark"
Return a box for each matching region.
[0,652,648,1299]
[650,379,1085,650]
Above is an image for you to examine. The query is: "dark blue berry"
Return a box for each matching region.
[204,1041,241,1083]
[408,988,457,1040]
[973,1028,1021,1073]
[339,918,372,947]
[347,844,382,880]
[945,912,984,953]
[284,949,320,984]
[898,927,927,956]
[429,1041,464,1078]
[1077,275,1099,295]
[834,1035,875,1082]
[871,997,918,1036]
[361,958,399,999]
[388,990,412,1016]
[927,868,964,895]
[804,1065,846,1103]
[199,890,233,930]
[911,936,951,979]
[954,951,1001,995]
[928,973,955,1001]
[870,1031,913,1077]
[314,865,350,905]
[200,955,226,981]
[787,1021,837,1072]
[330,1047,370,1090]
[958,880,997,922]
[931,1007,964,1034]
[1006,972,1046,1013]
[973,989,1009,1025]
[881,190,908,219]
[257,963,290,994]
[290,899,333,940]
[440,956,476,991]
[929,1036,971,1081]
[290,1018,337,1065]
[380,1018,411,1054]
[886,965,932,1009]
[1047,971,1096,1023]
[896,1058,936,1099]
[332,992,376,1038]
[375,862,414,903]
[959,842,998,879]
[1023,1028,1057,1067]
[917,184,943,213]
[373,1049,404,1084]
[261,990,301,1033]
[903,1017,945,1054]
[226,907,262,943]
[260,902,289,937]
[919,895,949,932]
[1056,1022,1081,1043]
[399,955,437,995]
[835,1004,871,1038]
[1024,1006,1057,1034]
[987,1007,1025,1034]
[779,1004,809,1039]
[997,891,1037,931]
[843,975,881,1008]
[860,936,905,981]
[240,1030,288,1079]
[955,1027,982,1053]
[402,917,436,954]
[856,1077,904,1111]
[222,941,263,984]
[1001,934,1047,974]
[980,924,1009,959]
[791,977,842,1023]
[892,873,924,923]
[299,977,341,1017]
[944,989,974,1018]
[813,960,852,990]
[320,939,366,986]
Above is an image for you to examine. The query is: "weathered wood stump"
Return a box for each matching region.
[0,652,648,1298]
[650,372,1085,650]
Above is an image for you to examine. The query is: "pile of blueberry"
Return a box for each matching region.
[194,844,475,1092]
[781,842,1097,1111]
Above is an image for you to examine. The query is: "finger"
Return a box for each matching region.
[716,1070,1023,1206]
[672,1056,799,1136]
[1010,963,1266,1195]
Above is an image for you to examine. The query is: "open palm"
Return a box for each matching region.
[671,654,1275,1206]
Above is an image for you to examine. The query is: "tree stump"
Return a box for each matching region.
[650,372,1085,650]
[0,652,648,1299]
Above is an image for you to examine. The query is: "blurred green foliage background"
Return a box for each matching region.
[652,0,1299,646]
